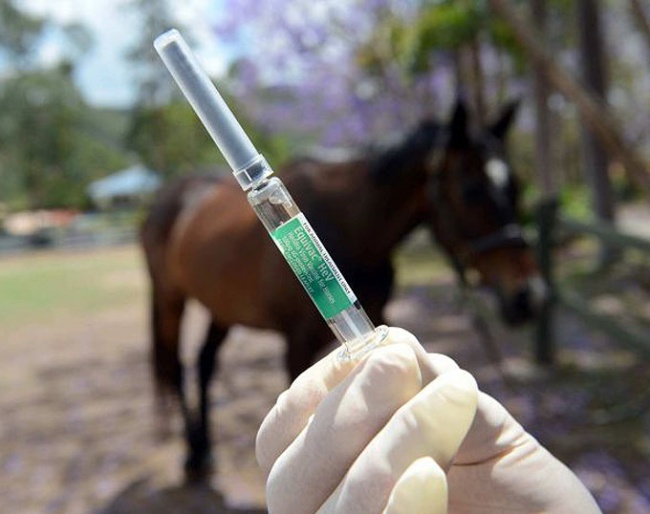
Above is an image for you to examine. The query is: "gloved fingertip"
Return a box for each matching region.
[439,369,479,406]
[363,342,421,387]
[384,457,448,514]
[426,353,460,375]
[385,327,454,383]
[415,368,479,420]
[407,369,479,468]
[386,327,420,347]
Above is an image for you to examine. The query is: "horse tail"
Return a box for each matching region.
[139,174,220,437]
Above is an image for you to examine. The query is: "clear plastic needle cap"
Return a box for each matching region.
[154,29,272,190]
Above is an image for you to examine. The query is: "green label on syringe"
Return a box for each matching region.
[272,213,356,319]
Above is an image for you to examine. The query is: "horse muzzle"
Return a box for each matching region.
[499,275,548,326]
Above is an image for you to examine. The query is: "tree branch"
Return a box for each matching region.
[488,0,650,195]
[630,0,650,61]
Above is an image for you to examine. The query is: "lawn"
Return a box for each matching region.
[0,246,146,331]
[0,232,450,333]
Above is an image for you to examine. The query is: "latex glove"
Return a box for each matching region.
[256,328,601,514]
[446,391,601,513]
[256,327,477,514]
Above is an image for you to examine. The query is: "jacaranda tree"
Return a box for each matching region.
[215,0,457,147]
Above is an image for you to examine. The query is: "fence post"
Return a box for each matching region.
[534,198,559,365]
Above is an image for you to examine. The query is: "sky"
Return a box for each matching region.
[20,0,230,108]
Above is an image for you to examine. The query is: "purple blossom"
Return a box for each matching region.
[214,0,454,147]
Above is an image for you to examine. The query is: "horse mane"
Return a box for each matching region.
[293,119,443,184]
[370,120,443,183]
[369,120,443,184]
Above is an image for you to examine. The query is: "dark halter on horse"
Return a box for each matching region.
[468,224,528,256]
[427,125,529,278]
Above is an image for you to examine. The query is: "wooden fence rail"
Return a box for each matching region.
[534,199,650,364]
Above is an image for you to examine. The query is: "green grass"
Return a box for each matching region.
[394,230,452,288]
[0,234,454,333]
[0,246,146,331]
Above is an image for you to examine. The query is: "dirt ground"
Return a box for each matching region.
[1,249,649,513]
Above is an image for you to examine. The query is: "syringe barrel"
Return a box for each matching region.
[247,177,384,357]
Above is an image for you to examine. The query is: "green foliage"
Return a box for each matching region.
[0,65,128,209]
[355,0,526,78]
[0,0,44,65]
[125,95,292,179]
[0,0,130,210]
[125,101,224,177]
[123,0,293,178]
[59,22,95,62]
[559,185,593,220]
[355,14,408,77]
[123,0,182,106]
[123,0,236,178]
[413,1,484,51]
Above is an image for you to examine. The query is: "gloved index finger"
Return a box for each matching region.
[380,328,460,383]
[256,344,356,475]
[265,343,423,514]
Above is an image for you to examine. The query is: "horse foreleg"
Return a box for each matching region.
[461,288,511,385]
[185,320,229,478]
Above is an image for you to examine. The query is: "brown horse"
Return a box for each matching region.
[140,100,543,475]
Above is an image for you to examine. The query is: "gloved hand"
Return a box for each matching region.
[256,327,601,514]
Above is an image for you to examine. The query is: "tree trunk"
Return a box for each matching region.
[531,0,555,198]
[488,0,650,196]
[452,49,465,95]
[469,38,486,125]
[452,45,485,125]
[495,48,508,105]
[577,0,617,265]
[630,0,650,64]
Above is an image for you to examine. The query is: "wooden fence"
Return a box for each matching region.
[534,199,650,364]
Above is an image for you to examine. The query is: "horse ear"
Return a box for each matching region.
[489,99,520,140]
[448,98,469,147]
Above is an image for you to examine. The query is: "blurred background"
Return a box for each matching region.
[0,0,649,512]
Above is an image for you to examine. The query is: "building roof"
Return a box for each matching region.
[88,165,161,202]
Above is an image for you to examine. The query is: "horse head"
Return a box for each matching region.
[425,99,546,325]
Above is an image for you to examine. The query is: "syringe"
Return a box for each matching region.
[154,29,387,359]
